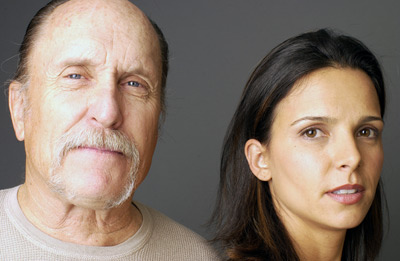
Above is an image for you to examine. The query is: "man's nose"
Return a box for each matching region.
[88,81,123,129]
[332,134,362,172]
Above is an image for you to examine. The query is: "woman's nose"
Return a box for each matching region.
[332,134,362,172]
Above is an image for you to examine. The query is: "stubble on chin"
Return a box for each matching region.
[47,128,140,209]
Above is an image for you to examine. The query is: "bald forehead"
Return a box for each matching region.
[27,0,162,83]
[47,0,155,36]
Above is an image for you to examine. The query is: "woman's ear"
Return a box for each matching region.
[8,81,26,141]
[244,139,271,181]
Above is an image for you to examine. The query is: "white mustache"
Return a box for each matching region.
[53,128,139,170]
[49,127,140,209]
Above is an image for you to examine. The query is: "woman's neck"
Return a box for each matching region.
[281,215,346,261]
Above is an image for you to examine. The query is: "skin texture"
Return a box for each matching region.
[245,68,383,260]
[8,0,162,246]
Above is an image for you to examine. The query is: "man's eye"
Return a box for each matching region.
[127,81,141,87]
[68,74,82,79]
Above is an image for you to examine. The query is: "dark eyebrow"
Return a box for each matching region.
[360,116,384,124]
[290,116,336,126]
[291,115,384,126]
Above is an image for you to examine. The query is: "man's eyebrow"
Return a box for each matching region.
[290,116,336,126]
[56,58,97,68]
[56,58,150,75]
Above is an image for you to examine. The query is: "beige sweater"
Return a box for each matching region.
[0,186,220,260]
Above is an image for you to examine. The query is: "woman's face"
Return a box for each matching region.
[265,67,383,232]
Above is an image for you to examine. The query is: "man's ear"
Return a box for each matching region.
[8,81,26,141]
[244,139,271,181]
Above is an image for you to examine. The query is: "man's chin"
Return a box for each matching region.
[58,189,133,210]
[48,175,135,210]
[69,193,133,210]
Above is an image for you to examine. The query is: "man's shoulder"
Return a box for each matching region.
[0,186,18,209]
[135,201,221,260]
[0,186,15,198]
[142,202,205,241]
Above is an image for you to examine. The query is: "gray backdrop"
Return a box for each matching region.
[0,0,399,259]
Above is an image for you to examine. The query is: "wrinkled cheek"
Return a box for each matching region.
[132,119,159,186]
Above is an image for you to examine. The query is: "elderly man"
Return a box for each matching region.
[0,0,219,259]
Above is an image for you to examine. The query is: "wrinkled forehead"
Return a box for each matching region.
[30,0,161,77]
[47,0,153,36]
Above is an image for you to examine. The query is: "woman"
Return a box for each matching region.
[211,29,386,260]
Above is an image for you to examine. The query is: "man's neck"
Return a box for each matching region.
[17,183,142,246]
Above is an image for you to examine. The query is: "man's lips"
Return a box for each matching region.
[76,146,124,155]
[326,184,365,205]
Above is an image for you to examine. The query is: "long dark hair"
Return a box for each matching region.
[211,29,386,260]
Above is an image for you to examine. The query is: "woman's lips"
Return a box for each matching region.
[326,184,365,205]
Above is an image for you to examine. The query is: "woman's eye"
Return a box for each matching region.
[68,74,82,79]
[302,128,323,138]
[358,128,377,138]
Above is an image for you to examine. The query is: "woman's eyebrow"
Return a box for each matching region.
[290,115,384,126]
[290,116,336,126]
[360,116,384,124]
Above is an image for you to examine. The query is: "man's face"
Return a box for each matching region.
[14,0,162,209]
